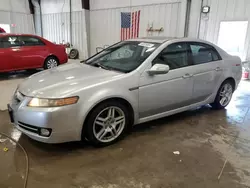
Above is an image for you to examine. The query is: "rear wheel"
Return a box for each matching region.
[44,56,59,69]
[83,101,130,147]
[210,80,234,109]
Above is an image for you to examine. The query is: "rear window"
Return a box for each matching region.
[188,42,222,65]
[19,36,45,46]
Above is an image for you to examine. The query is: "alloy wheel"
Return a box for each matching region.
[219,83,233,107]
[93,106,126,143]
[47,59,58,69]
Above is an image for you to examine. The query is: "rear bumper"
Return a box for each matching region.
[60,54,68,64]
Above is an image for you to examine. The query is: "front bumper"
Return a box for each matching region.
[8,94,82,143]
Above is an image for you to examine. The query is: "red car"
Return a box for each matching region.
[0,33,68,72]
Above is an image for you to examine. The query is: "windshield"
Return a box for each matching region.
[86,41,160,73]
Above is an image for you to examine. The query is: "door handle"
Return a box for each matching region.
[182,73,193,79]
[215,67,222,71]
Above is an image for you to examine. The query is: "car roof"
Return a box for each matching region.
[128,36,178,43]
[128,36,219,46]
[0,33,39,37]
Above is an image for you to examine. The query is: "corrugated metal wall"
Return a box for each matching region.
[40,0,250,60]
[11,12,34,34]
[40,0,89,59]
[42,12,71,43]
[198,0,250,60]
[0,0,35,34]
[89,0,187,55]
[0,11,34,34]
[42,11,89,59]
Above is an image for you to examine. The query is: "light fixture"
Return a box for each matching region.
[202,6,210,13]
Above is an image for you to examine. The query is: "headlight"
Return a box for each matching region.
[27,96,79,107]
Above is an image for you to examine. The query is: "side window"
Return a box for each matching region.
[0,36,21,48]
[19,36,45,46]
[0,38,3,48]
[153,42,188,70]
[189,42,221,65]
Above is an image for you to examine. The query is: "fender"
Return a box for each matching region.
[76,87,139,139]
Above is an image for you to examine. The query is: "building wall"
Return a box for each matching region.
[196,0,250,60]
[41,0,89,59]
[39,0,250,60]
[188,0,202,38]
[0,0,34,34]
[89,0,187,55]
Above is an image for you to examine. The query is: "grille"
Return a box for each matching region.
[18,121,40,134]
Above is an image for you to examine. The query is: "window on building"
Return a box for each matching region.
[217,21,248,60]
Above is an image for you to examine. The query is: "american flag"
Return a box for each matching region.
[121,11,141,41]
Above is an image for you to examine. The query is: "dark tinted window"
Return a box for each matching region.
[153,42,188,70]
[19,36,45,46]
[189,42,221,65]
[0,36,21,48]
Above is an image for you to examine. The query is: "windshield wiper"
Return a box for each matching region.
[93,63,110,70]
[93,63,125,73]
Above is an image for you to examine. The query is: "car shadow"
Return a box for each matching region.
[0,69,42,81]
[17,105,225,154]
[132,105,215,132]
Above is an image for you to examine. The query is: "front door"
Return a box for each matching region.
[187,42,223,103]
[139,42,194,118]
[0,36,21,71]
[16,36,48,69]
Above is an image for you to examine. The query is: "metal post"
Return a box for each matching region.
[39,0,43,37]
[69,0,73,45]
[197,0,204,38]
[184,0,192,37]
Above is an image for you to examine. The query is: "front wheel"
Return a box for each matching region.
[210,80,234,109]
[83,101,130,147]
[44,57,59,69]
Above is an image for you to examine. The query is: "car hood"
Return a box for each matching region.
[18,63,123,98]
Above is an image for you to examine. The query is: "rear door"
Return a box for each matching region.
[0,36,21,71]
[187,42,223,103]
[17,36,48,69]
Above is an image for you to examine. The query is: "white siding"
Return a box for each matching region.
[0,0,30,13]
[90,0,187,55]
[41,0,82,14]
[0,0,34,34]
[42,11,89,59]
[188,0,202,38]
[41,0,89,59]
[90,0,181,10]
[197,0,250,60]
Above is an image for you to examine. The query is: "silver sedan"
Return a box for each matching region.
[8,37,242,146]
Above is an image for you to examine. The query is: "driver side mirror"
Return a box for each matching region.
[147,64,170,75]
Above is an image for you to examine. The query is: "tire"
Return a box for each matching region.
[83,101,130,147]
[44,56,59,69]
[69,49,79,59]
[210,80,234,110]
